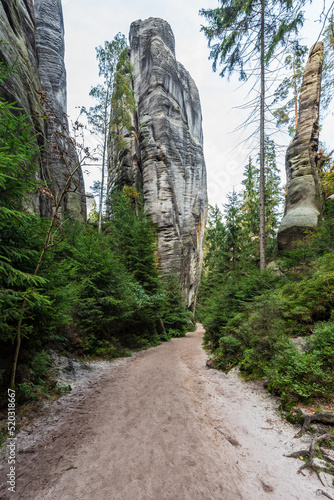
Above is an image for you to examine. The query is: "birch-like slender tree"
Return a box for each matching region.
[86,33,132,231]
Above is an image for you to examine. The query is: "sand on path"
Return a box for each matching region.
[0,324,331,499]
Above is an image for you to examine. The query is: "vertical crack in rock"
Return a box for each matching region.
[278,42,324,250]
[109,18,208,311]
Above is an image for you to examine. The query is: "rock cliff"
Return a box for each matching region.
[34,0,86,219]
[0,0,85,219]
[0,0,45,213]
[277,42,324,250]
[110,18,208,311]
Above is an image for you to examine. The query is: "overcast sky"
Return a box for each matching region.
[62,0,332,208]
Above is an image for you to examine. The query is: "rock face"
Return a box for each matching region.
[277,42,324,250]
[34,0,86,219]
[0,0,45,213]
[111,18,208,310]
[0,0,85,219]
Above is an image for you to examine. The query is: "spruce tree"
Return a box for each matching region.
[200,0,306,269]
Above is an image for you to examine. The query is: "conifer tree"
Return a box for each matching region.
[223,188,242,268]
[204,205,226,273]
[241,157,259,239]
[200,0,306,269]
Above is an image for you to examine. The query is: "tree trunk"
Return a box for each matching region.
[259,0,266,271]
[98,141,106,232]
[98,88,111,232]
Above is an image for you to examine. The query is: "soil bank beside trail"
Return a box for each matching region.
[0,325,330,499]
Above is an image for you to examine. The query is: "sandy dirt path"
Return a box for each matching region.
[0,324,331,499]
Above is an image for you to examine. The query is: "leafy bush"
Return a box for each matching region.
[266,322,334,406]
[199,194,334,406]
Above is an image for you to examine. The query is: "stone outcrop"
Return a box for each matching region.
[278,42,324,250]
[0,0,85,219]
[110,18,208,310]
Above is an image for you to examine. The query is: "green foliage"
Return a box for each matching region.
[272,42,308,136]
[16,351,54,402]
[267,322,334,405]
[109,189,160,292]
[200,0,305,81]
[0,83,51,350]
[161,274,192,337]
[200,197,334,408]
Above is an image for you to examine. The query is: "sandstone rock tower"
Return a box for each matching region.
[110,18,208,310]
[277,42,324,250]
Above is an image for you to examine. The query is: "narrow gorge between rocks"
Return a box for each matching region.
[1,1,334,499]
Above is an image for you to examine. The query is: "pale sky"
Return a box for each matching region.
[62,0,332,208]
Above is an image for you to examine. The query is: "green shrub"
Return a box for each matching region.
[266,322,334,406]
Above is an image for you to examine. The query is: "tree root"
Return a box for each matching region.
[285,433,334,486]
[294,409,334,438]
[316,489,334,499]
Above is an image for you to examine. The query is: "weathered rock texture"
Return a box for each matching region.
[278,42,324,250]
[0,0,85,219]
[0,0,45,212]
[110,18,208,310]
[34,0,86,219]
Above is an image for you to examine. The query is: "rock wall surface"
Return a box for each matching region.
[277,42,324,250]
[34,0,86,219]
[111,18,208,310]
[0,0,45,212]
[0,0,85,219]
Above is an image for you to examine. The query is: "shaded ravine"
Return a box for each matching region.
[0,325,329,499]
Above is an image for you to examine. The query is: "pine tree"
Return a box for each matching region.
[0,93,44,320]
[262,137,282,240]
[241,157,259,239]
[109,188,160,293]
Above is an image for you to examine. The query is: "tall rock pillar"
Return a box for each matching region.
[112,18,208,311]
[277,42,324,250]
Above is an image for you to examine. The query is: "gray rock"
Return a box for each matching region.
[109,18,208,311]
[0,0,45,213]
[278,43,324,251]
[34,0,86,220]
[0,0,86,219]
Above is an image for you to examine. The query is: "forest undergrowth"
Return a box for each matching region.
[198,197,334,412]
[0,90,192,427]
